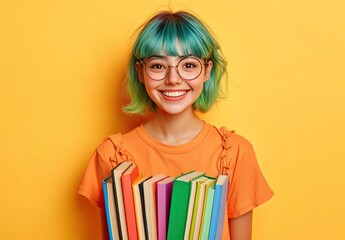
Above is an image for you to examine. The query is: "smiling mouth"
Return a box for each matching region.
[160,90,188,98]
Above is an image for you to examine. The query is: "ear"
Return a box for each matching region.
[204,60,213,82]
[135,62,145,83]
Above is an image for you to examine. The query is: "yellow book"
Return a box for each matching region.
[188,177,215,240]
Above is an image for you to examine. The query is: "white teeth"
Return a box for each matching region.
[162,91,187,97]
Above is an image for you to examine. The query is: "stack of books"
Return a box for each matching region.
[102,161,229,240]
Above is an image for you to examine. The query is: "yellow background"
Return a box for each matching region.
[1,0,344,239]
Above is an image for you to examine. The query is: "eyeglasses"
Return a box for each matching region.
[139,56,208,81]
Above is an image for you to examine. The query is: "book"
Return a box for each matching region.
[166,171,205,240]
[139,176,152,240]
[199,181,216,240]
[103,165,229,240]
[133,175,150,240]
[103,176,120,240]
[143,173,167,240]
[157,176,175,240]
[112,161,133,240]
[208,175,229,240]
[184,176,208,239]
[121,164,140,240]
[189,177,215,240]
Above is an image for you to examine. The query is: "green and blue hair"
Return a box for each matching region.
[123,11,227,115]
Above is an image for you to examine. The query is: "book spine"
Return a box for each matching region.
[157,180,174,240]
[167,180,190,240]
[215,183,229,240]
[208,185,221,240]
[199,185,215,240]
[139,182,149,240]
[122,171,139,240]
[112,175,123,240]
[103,177,114,240]
[132,176,146,240]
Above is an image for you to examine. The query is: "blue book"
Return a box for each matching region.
[208,175,229,240]
[102,176,120,240]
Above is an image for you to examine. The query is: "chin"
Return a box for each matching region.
[159,105,193,115]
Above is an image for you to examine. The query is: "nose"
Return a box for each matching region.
[165,66,183,85]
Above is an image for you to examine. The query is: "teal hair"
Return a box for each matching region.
[123,11,227,115]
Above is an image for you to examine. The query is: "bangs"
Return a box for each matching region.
[134,13,212,59]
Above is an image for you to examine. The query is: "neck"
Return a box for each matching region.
[143,109,204,145]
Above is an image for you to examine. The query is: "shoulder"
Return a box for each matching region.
[95,136,117,159]
[215,125,254,152]
[95,126,140,162]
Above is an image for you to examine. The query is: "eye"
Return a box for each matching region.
[150,64,164,69]
[180,58,201,72]
[146,59,167,73]
[184,62,196,68]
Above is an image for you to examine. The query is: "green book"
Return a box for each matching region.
[166,171,205,240]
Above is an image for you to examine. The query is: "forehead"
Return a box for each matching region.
[146,55,185,63]
[154,41,186,57]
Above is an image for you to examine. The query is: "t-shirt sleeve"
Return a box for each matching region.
[227,144,274,218]
[77,150,113,209]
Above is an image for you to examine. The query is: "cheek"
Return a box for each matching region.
[144,80,156,91]
[144,81,160,99]
[191,79,205,91]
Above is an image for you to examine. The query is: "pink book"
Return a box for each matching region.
[157,177,175,240]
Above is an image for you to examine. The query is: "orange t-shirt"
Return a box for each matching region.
[78,122,273,239]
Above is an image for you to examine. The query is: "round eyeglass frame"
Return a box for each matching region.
[139,56,209,81]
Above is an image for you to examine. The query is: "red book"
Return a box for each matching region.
[121,164,140,240]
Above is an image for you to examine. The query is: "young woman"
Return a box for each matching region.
[78,10,273,240]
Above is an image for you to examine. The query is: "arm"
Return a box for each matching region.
[100,210,110,240]
[229,210,253,240]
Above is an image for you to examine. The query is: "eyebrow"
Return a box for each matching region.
[148,55,191,60]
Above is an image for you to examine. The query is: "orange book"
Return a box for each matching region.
[132,175,149,240]
[121,164,140,240]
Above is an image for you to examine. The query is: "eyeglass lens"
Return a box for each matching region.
[144,57,203,80]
